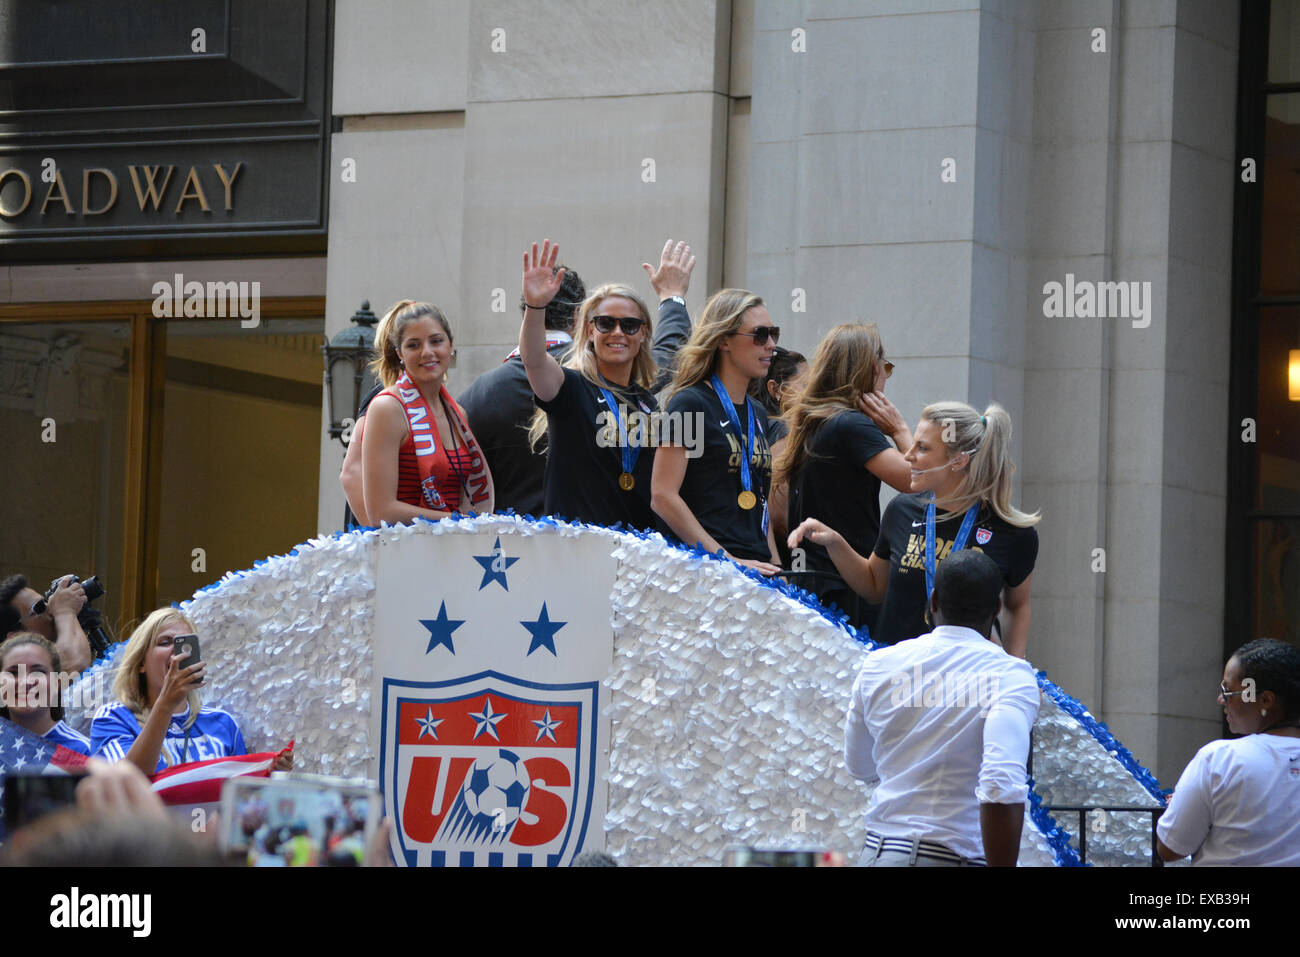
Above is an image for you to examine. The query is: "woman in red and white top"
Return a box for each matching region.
[362,300,495,522]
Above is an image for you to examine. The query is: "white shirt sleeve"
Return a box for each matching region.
[1155,745,1213,858]
[976,674,1039,805]
[843,668,879,783]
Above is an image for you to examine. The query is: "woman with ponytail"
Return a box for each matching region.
[774,324,912,629]
[651,288,782,574]
[361,300,494,523]
[789,401,1040,655]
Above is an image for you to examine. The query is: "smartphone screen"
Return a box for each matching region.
[172,634,201,672]
[3,771,81,832]
[218,775,380,867]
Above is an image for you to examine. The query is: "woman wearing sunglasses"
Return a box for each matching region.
[90,607,293,776]
[520,239,693,529]
[774,324,914,630]
[789,401,1039,655]
[1157,638,1300,864]
[651,288,782,574]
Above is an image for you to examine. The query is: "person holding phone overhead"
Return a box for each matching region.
[520,238,694,530]
[652,288,781,574]
[90,608,294,776]
[789,401,1039,656]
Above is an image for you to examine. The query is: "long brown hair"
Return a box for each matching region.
[665,288,765,401]
[774,323,883,488]
[367,300,453,389]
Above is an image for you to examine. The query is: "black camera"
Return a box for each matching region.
[43,574,104,606]
[41,575,112,659]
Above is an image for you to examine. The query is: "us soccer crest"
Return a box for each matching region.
[371,528,615,867]
[380,672,598,866]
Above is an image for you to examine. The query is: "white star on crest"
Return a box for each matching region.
[469,697,507,740]
[532,709,562,743]
[415,707,443,740]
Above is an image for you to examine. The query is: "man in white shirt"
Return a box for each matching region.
[844,550,1040,866]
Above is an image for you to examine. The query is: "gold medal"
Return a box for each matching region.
[737,490,757,510]
[618,472,635,491]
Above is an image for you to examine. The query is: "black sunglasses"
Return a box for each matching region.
[731,325,781,346]
[591,315,646,335]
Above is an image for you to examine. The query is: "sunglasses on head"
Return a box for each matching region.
[731,325,781,346]
[591,315,646,335]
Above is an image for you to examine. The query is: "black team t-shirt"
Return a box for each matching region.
[535,367,658,530]
[660,382,773,562]
[787,410,893,625]
[872,492,1039,645]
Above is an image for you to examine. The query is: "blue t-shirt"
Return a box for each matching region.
[90,702,247,773]
[43,720,91,756]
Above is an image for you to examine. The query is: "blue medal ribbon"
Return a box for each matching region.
[924,495,982,600]
[709,374,756,501]
[598,386,640,478]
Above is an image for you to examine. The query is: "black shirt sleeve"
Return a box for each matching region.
[650,298,691,393]
[831,411,893,468]
[1003,525,1039,588]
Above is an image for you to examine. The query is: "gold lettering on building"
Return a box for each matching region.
[40,170,75,216]
[174,166,211,213]
[213,162,242,211]
[0,169,33,217]
[128,165,176,211]
[82,168,118,216]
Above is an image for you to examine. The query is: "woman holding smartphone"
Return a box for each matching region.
[90,608,294,776]
[652,288,781,573]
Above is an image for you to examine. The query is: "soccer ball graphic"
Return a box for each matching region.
[463,749,531,829]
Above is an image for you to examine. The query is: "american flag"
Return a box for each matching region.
[150,741,294,806]
[0,717,90,833]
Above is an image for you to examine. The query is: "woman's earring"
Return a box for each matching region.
[1262,708,1268,717]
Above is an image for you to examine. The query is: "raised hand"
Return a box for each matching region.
[157,652,204,713]
[642,238,696,300]
[858,391,906,437]
[522,239,567,311]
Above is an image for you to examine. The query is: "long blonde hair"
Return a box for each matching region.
[367,299,453,389]
[773,323,883,488]
[923,401,1040,527]
[528,284,655,449]
[113,607,201,738]
[665,288,765,401]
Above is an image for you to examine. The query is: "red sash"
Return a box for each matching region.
[387,373,494,514]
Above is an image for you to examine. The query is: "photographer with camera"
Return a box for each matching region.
[0,574,93,673]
